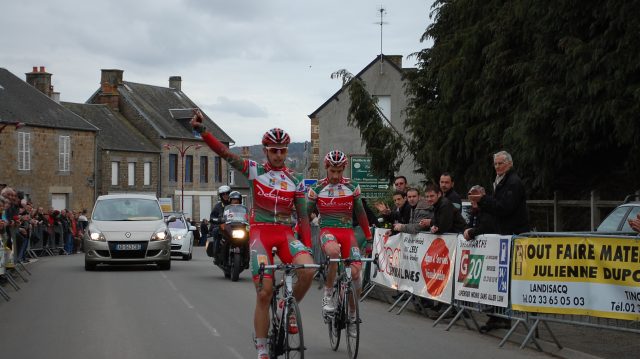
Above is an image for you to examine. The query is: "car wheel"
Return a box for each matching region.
[183,252,192,261]
[158,260,171,270]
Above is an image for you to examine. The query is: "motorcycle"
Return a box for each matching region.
[207,204,250,281]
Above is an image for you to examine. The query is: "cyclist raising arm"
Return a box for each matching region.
[307,150,372,333]
[190,111,314,359]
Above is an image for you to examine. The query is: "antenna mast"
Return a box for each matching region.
[376,6,388,73]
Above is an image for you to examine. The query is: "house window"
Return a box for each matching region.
[374,95,391,127]
[214,156,222,183]
[128,162,135,186]
[200,156,208,183]
[169,154,178,182]
[185,155,193,183]
[144,162,151,186]
[111,161,119,186]
[18,132,31,170]
[59,135,71,172]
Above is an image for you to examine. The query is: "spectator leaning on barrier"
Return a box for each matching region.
[393,175,408,194]
[440,172,462,210]
[394,188,433,234]
[463,185,497,241]
[375,190,411,227]
[419,184,466,234]
[468,150,529,332]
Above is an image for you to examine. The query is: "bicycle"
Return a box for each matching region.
[258,259,322,359]
[323,254,379,359]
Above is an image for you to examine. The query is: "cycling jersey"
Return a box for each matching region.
[308,178,371,234]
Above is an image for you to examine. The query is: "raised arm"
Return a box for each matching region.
[191,110,245,172]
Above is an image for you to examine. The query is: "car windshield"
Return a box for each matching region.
[597,206,631,232]
[92,198,162,221]
[167,216,187,230]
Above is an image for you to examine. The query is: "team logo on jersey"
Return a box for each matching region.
[338,189,345,197]
[280,174,286,180]
[328,189,335,197]
[280,181,288,190]
[269,178,276,187]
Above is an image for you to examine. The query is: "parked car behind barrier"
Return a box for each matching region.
[596,195,640,235]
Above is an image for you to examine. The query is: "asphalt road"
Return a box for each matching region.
[0,248,550,359]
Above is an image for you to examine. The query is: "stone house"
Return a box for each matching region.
[86,70,234,221]
[0,67,98,210]
[308,55,424,194]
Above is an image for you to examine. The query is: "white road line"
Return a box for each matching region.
[197,313,221,337]
[226,346,244,359]
[178,293,194,309]
[166,279,178,291]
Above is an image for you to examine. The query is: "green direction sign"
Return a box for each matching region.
[350,156,389,191]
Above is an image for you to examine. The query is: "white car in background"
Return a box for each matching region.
[85,194,174,271]
[164,212,195,260]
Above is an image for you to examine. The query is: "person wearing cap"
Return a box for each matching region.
[191,110,313,359]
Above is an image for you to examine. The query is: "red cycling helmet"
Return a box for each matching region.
[324,150,348,168]
[261,128,291,146]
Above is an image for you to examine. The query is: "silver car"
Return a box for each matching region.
[165,212,195,260]
[84,194,174,271]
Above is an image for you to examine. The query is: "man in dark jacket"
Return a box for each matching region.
[463,185,497,240]
[468,150,529,332]
[375,190,411,226]
[470,151,529,235]
[419,184,466,234]
[394,188,433,234]
[440,172,462,210]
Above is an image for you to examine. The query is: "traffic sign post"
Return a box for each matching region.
[350,155,389,199]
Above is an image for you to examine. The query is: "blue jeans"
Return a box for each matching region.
[64,233,74,254]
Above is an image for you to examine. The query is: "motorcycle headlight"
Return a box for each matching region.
[89,229,106,241]
[232,229,246,239]
[151,229,170,241]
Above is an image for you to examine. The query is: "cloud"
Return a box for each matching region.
[208,96,268,118]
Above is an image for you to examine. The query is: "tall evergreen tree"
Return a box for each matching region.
[405,0,640,197]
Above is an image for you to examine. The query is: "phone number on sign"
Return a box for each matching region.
[522,294,585,306]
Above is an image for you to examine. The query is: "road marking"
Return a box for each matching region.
[178,293,194,309]
[197,313,221,337]
[166,279,178,291]
[226,346,244,359]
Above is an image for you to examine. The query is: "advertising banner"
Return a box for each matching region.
[511,236,640,320]
[370,228,457,303]
[454,234,511,307]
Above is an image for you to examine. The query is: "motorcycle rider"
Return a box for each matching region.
[210,185,231,264]
[190,110,314,359]
[307,150,372,338]
[228,191,242,205]
[219,191,247,269]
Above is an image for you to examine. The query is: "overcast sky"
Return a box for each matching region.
[1,0,434,146]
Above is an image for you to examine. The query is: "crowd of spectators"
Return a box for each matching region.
[0,185,88,285]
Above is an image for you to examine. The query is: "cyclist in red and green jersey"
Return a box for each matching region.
[190,111,314,359]
[307,150,372,318]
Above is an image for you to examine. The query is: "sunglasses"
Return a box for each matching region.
[265,147,288,155]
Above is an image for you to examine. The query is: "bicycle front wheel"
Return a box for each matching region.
[345,282,360,359]
[328,282,342,351]
[285,299,304,359]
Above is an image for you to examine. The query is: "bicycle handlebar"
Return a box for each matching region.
[324,253,380,271]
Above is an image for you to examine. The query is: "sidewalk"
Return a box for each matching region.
[365,286,639,359]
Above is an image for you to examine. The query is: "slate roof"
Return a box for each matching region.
[0,68,98,131]
[62,102,159,153]
[92,80,234,144]
[308,54,412,119]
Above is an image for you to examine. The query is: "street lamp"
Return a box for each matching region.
[164,141,202,213]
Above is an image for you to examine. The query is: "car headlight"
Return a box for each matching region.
[232,229,246,239]
[151,229,170,241]
[173,235,182,240]
[89,229,106,241]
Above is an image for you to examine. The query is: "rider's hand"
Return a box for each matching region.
[190,109,206,134]
[364,241,373,256]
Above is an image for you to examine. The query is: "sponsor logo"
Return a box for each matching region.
[499,238,509,265]
[269,178,276,187]
[457,249,484,289]
[280,182,288,190]
[514,244,524,276]
[498,266,508,293]
[421,238,451,296]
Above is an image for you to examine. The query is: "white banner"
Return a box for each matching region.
[453,234,511,307]
[370,228,457,304]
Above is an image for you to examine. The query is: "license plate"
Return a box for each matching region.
[116,243,142,251]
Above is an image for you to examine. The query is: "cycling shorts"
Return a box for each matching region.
[319,227,362,262]
[250,223,311,279]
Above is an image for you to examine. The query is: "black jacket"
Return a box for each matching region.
[478,169,529,235]
[444,189,462,209]
[432,197,467,234]
[466,207,498,238]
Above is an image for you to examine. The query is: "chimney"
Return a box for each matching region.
[51,92,61,104]
[25,66,53,98]
[98,69,124,111]
[169,76,181,91]
[386,55,403,68]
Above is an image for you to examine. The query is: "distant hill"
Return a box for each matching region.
[230,142,308,172]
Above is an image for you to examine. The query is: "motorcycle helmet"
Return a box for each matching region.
[261,128,290,146]
[229,191,242,201]
[218,185,231,197]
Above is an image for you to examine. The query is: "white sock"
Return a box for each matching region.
[324,287,333,296]
[255,338,268,355]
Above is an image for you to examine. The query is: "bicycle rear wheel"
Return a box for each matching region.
[345,282,360,359]
[285,299,304,359]
[328,282,342,351]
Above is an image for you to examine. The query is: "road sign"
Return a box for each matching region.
[350,156,389,190]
